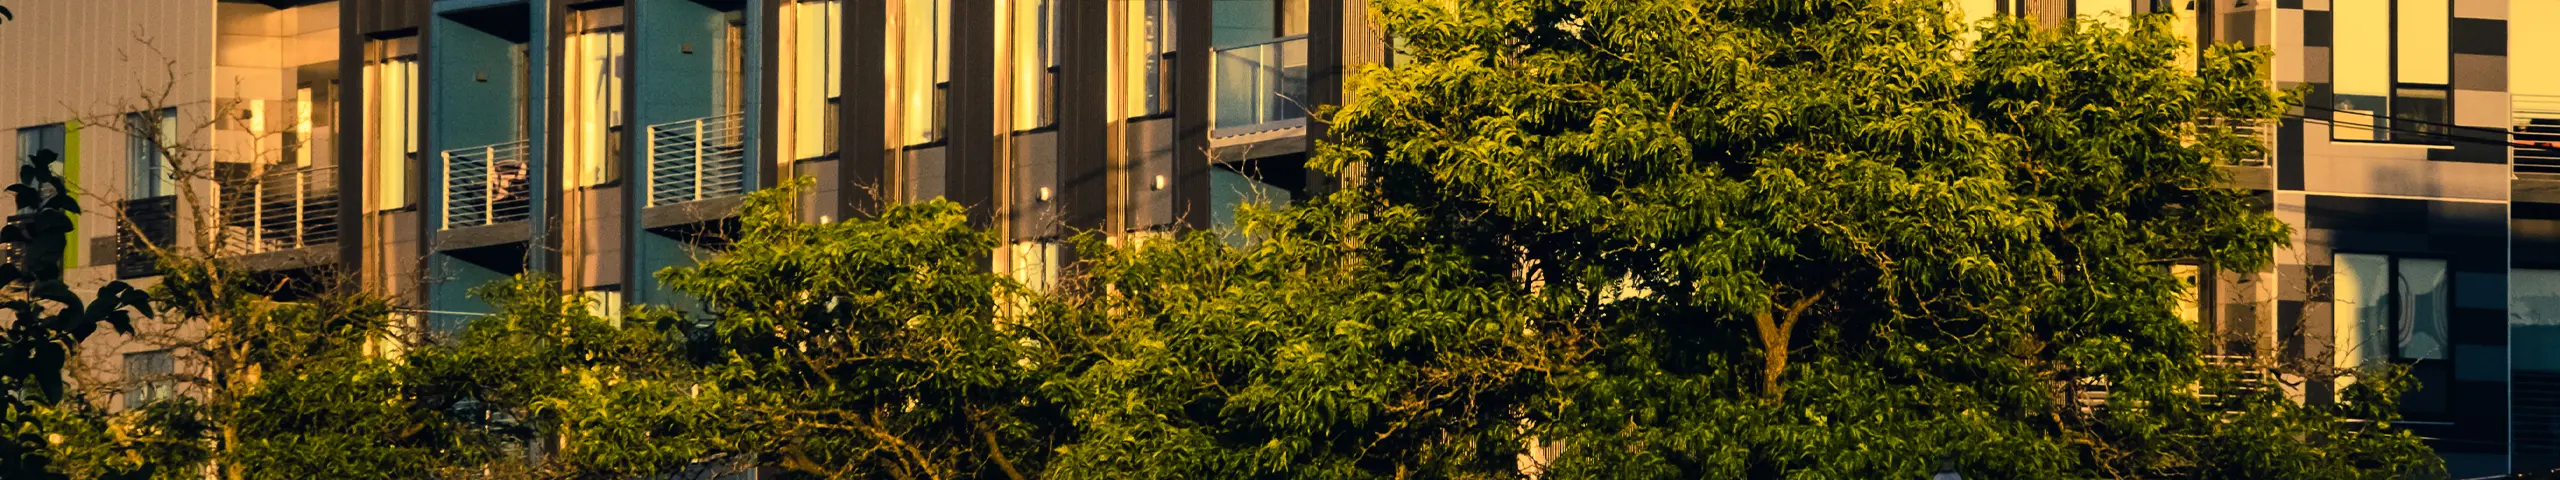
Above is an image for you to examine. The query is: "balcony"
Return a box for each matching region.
[216,166,339,256]
[646,113,746,208]
[1211,35,1308,137]
[441,140,532,230]
[2514,94,2560,174]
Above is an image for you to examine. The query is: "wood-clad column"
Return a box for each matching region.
[1170,0,1212,231]
[1056,0,1109,232]
[841,0,887,218]
[945,0,996,227]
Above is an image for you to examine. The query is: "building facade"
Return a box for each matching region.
[1,0,2553,476]
[0,0,1384,433]
[1987,0,2560,475]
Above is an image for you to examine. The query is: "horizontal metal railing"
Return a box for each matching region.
[441,140,532,229]
[1211,35,1309,134]
[2200,117,2274,167]
[2197,354,2266,409]
[646,113,748,207]
[2513,94,2560,174]
[216,166,339,256]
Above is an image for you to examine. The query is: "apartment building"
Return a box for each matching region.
[0,0,1381,429]
[1982,0,2560,475]
[4,0,2553,476]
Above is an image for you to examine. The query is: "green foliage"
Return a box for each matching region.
[33,257,465,480]
[1039,202,1550,479]
[406,274,724,478]
[0,149,153,480]
[1309,0,2432,477]
[655,178,1057,479]
[11,0,2449,476]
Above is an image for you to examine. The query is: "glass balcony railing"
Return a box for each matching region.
[646,113,747,207]
[1212,35,1308,134]
[2514,94,2560,174]
[441,140,533,229]
[216,166,339,255]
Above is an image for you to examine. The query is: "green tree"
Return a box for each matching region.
[33,258,473,480]
[1037,201,1549,479]
[1292,0,2433,477]
[405,274,730,478]
[654,179,1060,480]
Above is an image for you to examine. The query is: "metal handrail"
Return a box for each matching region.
[440,140,533,229]
[1211,35,1310,133]
[646,113,747,207]
[217,165,339,255]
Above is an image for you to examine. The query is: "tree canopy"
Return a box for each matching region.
[12,0,2447,478]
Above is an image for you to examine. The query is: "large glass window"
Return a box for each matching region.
[126,108,178,199]
[2331,0,2450,143]
[583,287,625,326]
[2516,0,2560,124]
[2333,254,2451,372]
[568,7,627,188]
[17,123,65,175]
[2516,269,2560,372]
[1210,0,1309,130]
[290,62,341,170]
[367,37,420,211]
[1123,0,1175,117]
[787,0,841,160]
[1010,0,1058,130]
[2074,0,2130,20]
[123,350,175,409]
[1209,166,1294,242]
[1210,0,1305,45]
[718,12,748,120]
[896,0,951,145]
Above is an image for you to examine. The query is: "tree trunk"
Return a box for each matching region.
[1753,291,1825,403]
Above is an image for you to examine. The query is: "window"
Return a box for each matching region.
[583,287,625,326]
[896,0,951,145]
[290,61,340,170]
[2173,263,2246,354]
[2516,269,2560,372]
[367,37,420,211]
[2074,0,2130,20]
[787,0,841,160]
[1209,165,1295,244]
[1960,0,2000,23]
[123,350,175,409]
[718,11,748,120]
[1010,0,1058,130]
[2331,0,2450,143]
[17,123,65,177]
[2517,0,2560,124]
[568,7,627,188]
[2333,254,2449,371]
[1007,241,1061,292]
[1123,0,1175,117]
[2172,264,2210,324]
[1210,0,1305,45]
[126,108,178,199]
